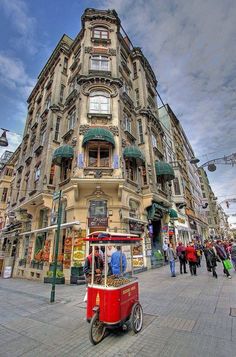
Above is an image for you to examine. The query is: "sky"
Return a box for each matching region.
[0,0,235,226]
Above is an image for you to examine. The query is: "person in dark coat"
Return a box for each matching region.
[204,242,219,278]
[83,246,104,284]
[215,240,232,279]
[176,242,188,274]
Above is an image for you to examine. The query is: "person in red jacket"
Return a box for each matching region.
[186,242,198,276]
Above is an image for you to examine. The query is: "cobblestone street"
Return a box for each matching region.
[1,263,236,357]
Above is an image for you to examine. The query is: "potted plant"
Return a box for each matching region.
[44,269,65,284]
[70,261,84,284]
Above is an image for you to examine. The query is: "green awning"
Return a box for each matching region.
[52,145,74,166]
[123,146,145,162]
[169,209,178,220]
[155,161,175,182]
[147,202,169,221]
[82,128,115,146]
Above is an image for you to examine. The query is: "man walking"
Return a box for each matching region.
[176,242,188,274]
[166,243,176,277]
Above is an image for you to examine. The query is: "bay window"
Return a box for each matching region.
[89,91,110,114]
[87,142,111,168]
[125,158,137,182]
[91,55,109,71]
[93,27,109,39]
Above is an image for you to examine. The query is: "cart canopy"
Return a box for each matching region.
[85,231,142,245]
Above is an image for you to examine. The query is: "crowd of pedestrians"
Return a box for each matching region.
[164,238,236,279]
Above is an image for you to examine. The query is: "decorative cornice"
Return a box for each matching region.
[82,8,120,27]
[78,75,122,97]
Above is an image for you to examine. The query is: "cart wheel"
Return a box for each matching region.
[130,303,143,333]
[89,312,106,345]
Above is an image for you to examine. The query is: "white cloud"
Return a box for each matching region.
[102,0,236,216]
[0,0,37,54]
[0,52,35,97]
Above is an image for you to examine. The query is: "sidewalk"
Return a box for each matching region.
[1,262,236,356]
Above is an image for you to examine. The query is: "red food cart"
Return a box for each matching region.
[85,231,143,344]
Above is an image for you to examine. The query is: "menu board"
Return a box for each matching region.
[132,243,144,268]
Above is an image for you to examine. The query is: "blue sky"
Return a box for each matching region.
[0,0,236,226]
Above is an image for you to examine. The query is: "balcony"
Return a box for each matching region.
[91,37,111,45]
[64,89,78,108]
[87,112,112,121]
[84,168,114,178]
[89,69,111,77]
[34,144,43,156]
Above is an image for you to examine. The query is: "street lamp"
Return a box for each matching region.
[0,129,9,147]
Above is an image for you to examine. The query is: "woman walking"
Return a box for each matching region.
[186,242,198,276]
[215,240,232,279]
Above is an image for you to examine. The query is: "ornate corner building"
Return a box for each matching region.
[1,8,205,281]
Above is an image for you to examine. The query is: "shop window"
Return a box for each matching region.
[129,199,140,219]
[61,159,72,181]
[89,200,107,217]
[1,187,8,202]
[125,158,137,182]
[89,91,110,114]
[86,142,111,168]
[138,120,144,143]
[34,234,46,256]
[91,55,109,71]
[173,178,181,195]
[54,117,60,141]
[93,27,109,40]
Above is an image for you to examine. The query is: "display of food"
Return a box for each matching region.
[101,275,131,287]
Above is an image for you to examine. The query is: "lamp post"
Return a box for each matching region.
[0,129,9,147]
[50,190,63,303]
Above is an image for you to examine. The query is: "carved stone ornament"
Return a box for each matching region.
[108,126,119,136]
[71,137,77,146]
[78,75,122,98]
[79,125,90,135]
[122,138,127,147]
[92,185,106,197]
[85,47,93,54]
[108,48,116,56]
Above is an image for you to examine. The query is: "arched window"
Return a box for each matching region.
[93,27,109,40]
[89,91,110,114]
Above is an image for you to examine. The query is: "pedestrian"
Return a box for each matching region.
[186,242,198,276]
[166,243,176,277]
[215,240,232,279]
[195,241,203,267]
[162,239,168,263]
[176,242,188,274]
[230,240,236,271]
[110,246,127,275]
[107,245,116,275]
[83,246,104,301]
[204,242,219,278]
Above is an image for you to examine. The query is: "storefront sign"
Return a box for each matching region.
[129,220,145,233]
[88,217,108,227]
